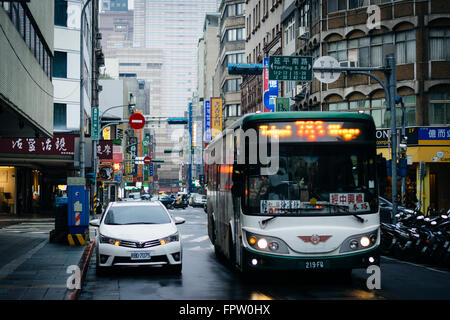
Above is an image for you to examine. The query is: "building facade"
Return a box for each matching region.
[216,1,245,128]
[241,0,283,114]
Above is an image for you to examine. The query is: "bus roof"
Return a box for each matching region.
[237,111,373,127]
[206,111,374,147]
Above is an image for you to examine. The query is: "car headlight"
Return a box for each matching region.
[245,231,290,254]
[340,229,379,253]
[100,234,121,246]
[160,232,179,245]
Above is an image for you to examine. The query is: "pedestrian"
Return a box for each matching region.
[95,200,103,217]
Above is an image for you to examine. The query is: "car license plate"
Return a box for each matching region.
[304,260,326,269]
[130,252,151,260]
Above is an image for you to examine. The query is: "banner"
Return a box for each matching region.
[204,100,212,142]
[210,97,222,139]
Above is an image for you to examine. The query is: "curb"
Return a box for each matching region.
[67,239,95,300]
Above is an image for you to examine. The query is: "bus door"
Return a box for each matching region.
[232,163,245,267]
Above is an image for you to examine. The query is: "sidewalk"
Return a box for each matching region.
[0,214,95,300]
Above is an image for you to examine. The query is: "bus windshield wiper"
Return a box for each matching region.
[259,216,277,228]
[320,204,365,223]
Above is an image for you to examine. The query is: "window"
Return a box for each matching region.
[54,0,68,27]
[396,30,415,64]
[223,78,242,93]
[119,73,137,78]
[53,51,67,78]
[349,0,369,9]
[225,28,244,42]
[429,93,450,125]
[225,104,241,118]
[284,14,295,46]
[370,34,392,66]
[327,0,347,13]
[119,62,141,66]
[429,28,450,61]
[53,103,67,130]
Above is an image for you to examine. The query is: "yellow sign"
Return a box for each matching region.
[102,126,111,140]
[210,97,222,139]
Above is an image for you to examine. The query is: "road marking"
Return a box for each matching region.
[190,235,209,243]
[0,240,47,280]
[382,256,450,274]
[186,245,213,251]
[181,234,194,240]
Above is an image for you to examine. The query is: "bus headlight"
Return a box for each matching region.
[340,229,378,253]
[245,231,289,254]
[257,238,268,249]
[360,236,371,247]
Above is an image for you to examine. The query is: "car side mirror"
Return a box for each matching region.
[89,219,100,227]
[174,217,185,225]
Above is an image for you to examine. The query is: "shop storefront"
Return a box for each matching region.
[377,127,450,213]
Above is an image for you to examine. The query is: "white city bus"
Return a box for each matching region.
[205,112,380,273]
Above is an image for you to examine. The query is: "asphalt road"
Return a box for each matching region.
[79,206,450,300]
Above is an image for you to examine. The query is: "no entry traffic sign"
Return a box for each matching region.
[144,156,151,164]
[129,112,145,129]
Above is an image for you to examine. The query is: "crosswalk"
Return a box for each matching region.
[0,221,54,235]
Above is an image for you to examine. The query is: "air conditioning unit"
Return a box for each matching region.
[298,26,310,40]
[339,60,358,68]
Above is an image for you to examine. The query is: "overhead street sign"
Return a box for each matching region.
[269,56,313,81]
[129,112,145,129]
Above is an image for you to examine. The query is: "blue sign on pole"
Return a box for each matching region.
[149,163,154,177]
[204,100,211,141]
[263,57,278,112]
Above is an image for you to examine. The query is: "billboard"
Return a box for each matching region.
[210,97,222,139]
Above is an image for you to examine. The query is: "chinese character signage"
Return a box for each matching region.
[97,140,113,160]
[91,107,99,140]
[418,127,450,143]
[210,97,222,139]
[204,100,212,142]
[268,55,313,81]
[263,57,278,112]
[0,134,75,155]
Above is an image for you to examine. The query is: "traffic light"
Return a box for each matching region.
[228,63,264,75]
[86,172,96,185]
[167,118,188,125]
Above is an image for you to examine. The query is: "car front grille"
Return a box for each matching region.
[119,239,161,248]
[113,255,169,265]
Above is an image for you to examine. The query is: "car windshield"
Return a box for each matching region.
[103,205,171,225]
[245,143,378,216]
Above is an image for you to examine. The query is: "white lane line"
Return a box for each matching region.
[0,240,47,280]
[382,256,450,274]
[190,235,209,243]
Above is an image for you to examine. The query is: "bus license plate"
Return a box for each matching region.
[130,252,151,260]
[304,260,326,269]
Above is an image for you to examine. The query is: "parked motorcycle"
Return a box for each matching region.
[380,207,450,268]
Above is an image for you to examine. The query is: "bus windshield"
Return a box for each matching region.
[244,143,378,216]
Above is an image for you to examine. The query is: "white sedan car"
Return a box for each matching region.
[89,201,185,275]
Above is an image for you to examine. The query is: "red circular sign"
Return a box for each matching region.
[129,113,145,129]
[144,156,151,164]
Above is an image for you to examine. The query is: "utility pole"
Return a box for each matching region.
[386,53,398,221]
[79,0,92,178]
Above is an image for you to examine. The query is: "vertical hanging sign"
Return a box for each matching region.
[263,57,278,112]
[91,107,99,141]
[204,100,212,142]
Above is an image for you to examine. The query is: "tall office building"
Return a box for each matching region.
[132,0,218,190]
[133,0,218,117]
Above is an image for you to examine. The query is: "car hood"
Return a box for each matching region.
[99,223,177,242]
